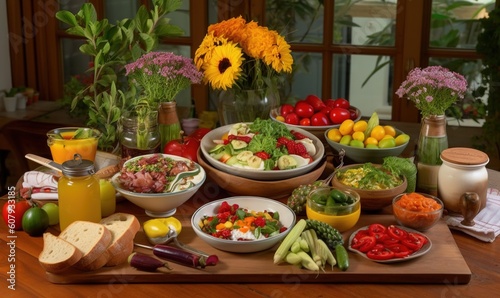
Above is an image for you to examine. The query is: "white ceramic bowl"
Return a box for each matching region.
[200,123,325,180]
[111,154,206,217]
[269,106,362,142]
[325,128,409,164]
[191,196,296,253]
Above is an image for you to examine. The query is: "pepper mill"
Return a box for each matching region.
[460,192,481,226]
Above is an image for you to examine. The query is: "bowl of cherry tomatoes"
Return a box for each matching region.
[270,94,361,142]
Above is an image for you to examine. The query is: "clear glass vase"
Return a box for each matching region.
[218,87,279,125]
[416,114,448,196]
[120,110,161,159]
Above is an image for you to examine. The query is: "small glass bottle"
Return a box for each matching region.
[120,111,161,158]
[58,154,101,231]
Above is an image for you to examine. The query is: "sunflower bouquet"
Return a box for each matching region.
[194,16,293,91]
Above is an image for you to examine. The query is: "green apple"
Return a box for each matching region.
[41,202,59,225]
[99,179,116,217]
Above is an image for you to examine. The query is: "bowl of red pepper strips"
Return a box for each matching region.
[191,197,296,253]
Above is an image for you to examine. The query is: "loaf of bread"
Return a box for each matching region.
[39,213,140,273]
[58,221,112,271]
[100,213,140,266]
[38,233,83,273]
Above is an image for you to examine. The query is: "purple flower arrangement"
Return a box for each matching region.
[396,66,468,117]
[125,51,203,105]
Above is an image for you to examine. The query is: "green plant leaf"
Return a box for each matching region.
[79,43,97,56]
[81,3,97,23]
[55,11,77,26]
[139,33,155,51]
[66,26,86,37]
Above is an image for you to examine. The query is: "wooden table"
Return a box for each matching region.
[1,165,499,297]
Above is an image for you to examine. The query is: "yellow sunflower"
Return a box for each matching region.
[264,34,293,73]
[204,42,244,90]
[208,16,246,42]
[194,32,228,70]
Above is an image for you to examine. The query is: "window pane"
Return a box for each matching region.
[105,0,139,23]
[61,39,90,83]
[265,0,324,44]
[335,54,393,119]
[287,52,323,103]
[166,0,190,36]
[430,0,494,49]
[335,0,397,46]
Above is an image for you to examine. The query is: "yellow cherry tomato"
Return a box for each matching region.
[353,120,368,132]
[339,135,352,145]
[221,132,229,141]
[339,119,354,136]
[395,133,410,146]
[352,131,365,142]
[364,137,378,146]
[370,125,386,141]
[275,115,285,122]
[143,217,182,239]
[382,135,394,140]
[327,128,342,142]
[383,125,396,137]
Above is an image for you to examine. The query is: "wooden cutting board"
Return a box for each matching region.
[46,215,471,284]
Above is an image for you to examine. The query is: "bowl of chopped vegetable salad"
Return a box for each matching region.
[192,197,296,253]
[200,119,325,180]
[332,163,407,210]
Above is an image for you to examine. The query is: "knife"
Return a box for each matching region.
[25,154,63,173]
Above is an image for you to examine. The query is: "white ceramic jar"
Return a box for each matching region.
[438,147,489,214]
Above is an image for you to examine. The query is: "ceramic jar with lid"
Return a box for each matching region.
[438,147,489,214]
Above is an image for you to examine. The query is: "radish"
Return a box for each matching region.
[128,252,171,272]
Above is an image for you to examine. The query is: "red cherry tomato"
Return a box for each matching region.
[320,106,332,115]
[329,107,351,124]
[285,112,300,125]
[163,136,201,162]
[294,101,314,118]
[280,104,295,117]
[323,98,336,109]
[305,94,326,112]
[2,199,31,231]
[349,108,358,120]
[333,98,350,109]
[299,118,311,126]
[311,112,331,126]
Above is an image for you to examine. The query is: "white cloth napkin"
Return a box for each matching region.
[445,188,500,242]
[22,171,59,200]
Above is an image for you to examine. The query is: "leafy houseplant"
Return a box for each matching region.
[56,0,183,152]
[475,6,500,169]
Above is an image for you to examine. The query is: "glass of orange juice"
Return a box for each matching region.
[47,127,101,164]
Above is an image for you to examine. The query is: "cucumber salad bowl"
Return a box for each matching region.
[200,119,325,181]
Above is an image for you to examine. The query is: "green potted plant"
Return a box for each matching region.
[56,0,183,152]
[475,5,500,170]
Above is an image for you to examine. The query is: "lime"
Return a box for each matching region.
[350,139,364,148]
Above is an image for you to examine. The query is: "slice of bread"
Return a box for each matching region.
[58,221,112,271]
[100,213,140,266]
[38,232,83,273]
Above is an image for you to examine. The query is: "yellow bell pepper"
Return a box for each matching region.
[143,217,182,239]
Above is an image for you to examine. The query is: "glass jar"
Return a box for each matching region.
[58,154,101,231]
[416,115,448,196]
[158,101,181,149]
[438,147,489,214]
[120,111,161,158]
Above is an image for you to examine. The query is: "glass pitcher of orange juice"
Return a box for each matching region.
[47,127,101,164]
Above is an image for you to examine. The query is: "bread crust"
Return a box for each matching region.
[38,233,83,273]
